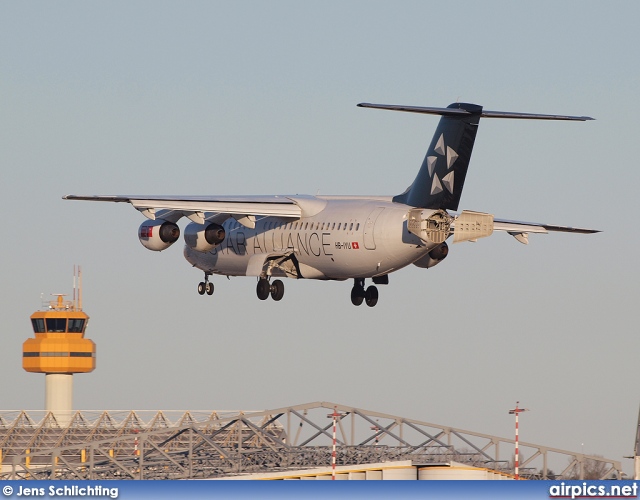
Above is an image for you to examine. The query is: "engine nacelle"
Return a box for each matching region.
[184,222,226,253]
[428,242,449,261]
[139,219,180,251]
[413,242,449,269]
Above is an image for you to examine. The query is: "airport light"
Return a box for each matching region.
[508,401,529,480]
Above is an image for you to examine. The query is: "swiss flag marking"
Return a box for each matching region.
[352,242,360,249]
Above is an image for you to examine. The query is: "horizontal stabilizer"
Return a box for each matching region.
[449,214,600,244]
[357,103,594,121]
[493,218,600,234]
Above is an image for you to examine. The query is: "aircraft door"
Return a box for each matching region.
[363,207,385,250]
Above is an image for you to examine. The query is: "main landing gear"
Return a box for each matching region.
[257,277,285,302]
[197,274,382,306]
[197,273,214,296]
[351,278,378,307]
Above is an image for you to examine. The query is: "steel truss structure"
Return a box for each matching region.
[0,402,621,480]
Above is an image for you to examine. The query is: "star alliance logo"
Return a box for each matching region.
[428,133,458,196]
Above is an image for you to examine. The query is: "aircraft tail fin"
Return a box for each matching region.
[357,102,593,211]
[395,102,481,210]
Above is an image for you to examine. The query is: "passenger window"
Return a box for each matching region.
[305,223,309,230]
[356,223,360,231]
[332,223,335,230]
[337,223,341,230]
[349,223,353,231]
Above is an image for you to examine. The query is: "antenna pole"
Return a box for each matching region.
[326,407,346,480]
[331,407,338,479]
[78,266,83,311]
[73,265,76,307]
[508,401,529,479]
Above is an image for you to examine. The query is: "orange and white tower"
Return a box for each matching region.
[22,267,95,425]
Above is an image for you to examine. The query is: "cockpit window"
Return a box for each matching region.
[46,318,67,333]
[68,319,86,333]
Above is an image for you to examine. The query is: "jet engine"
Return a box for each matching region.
[413,242,449,269]
[138,219,180,251]
[184,222,226,253]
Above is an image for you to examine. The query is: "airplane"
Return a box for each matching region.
[64,102,598,307]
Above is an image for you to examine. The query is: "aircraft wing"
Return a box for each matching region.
[63,194,304,226]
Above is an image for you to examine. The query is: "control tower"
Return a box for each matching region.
[23,267,95,424]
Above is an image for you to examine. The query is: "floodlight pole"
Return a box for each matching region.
[508,401,529,479]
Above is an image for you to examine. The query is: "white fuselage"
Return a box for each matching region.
[183,197,435,280]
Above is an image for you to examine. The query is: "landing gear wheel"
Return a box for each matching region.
[365,285,378,307]
[205,281,214,295]
[256,278,271,300]
[197,282,206,295]
[351,286,365,306]
[270,279,285,301]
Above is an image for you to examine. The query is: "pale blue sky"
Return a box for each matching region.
[1,1,639,475]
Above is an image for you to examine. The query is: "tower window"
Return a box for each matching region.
[31,318,45,333]
[68,319,86,333]
[46,318,67,333]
